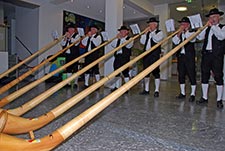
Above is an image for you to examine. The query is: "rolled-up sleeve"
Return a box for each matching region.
[70,34,80,46]
[172,35,181,45]
[197,28,206,40]
[185,31,196,42]
[152,31,164,43]
[82,36,89,46]
[140,34,147,45]
[125,39,133,49]
[111,39,118,48]
[61,39,67,46]
[92,35,102,46]
[211,25,225,40]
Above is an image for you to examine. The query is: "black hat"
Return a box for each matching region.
[90,24,100,30]
[205,8,224,17]
[178,17,190,23]
[147,17,159,23]
[66,22,76,29]
[118,25,129,31]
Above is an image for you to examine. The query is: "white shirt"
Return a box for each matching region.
[81,34,102,51]
[198,24,225,50]
[61,33,80,53]
[172,30,196,54]
[140,29,164,51]
[111,36,134,54]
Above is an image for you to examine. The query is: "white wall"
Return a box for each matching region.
[15,6,39,68]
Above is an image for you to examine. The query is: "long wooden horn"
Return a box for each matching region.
[0,35,65,79]
[1,28,147,117]
[0,37,116,108]
[0,37,81,94]
[0,29,179,135]
[0,24,207,151]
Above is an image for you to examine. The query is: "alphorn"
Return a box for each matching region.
[0,37,116,108]
[0,30,179,135]
[0,28,147,117]
[0,35,65,79]
[0,24,207,151]
[0,37,80,94]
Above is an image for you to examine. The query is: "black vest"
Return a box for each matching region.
[86,34,102,51]
[62,33,80,56]
[176,32,195,57]
[115,36,131,57]
[202,24,225,55]
[144,30,161,56]
[85,34,102,60]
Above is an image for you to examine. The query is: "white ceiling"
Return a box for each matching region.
[48,0,223,22]
[1,0,224,23]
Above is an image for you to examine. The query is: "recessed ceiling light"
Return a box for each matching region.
[176,6,187,11]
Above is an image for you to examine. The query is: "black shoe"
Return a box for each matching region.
[84,84,89,88]
[154,91,159,97]
[139,90,149,95]
[189,95,195,102]
[196,97,208,104]
[111,87,117,92]
[176,93,186,99]
[217,100,224,109]
[64,84,71,88]
[72,84,78,88]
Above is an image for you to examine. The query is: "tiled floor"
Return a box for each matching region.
[1,78,225,151]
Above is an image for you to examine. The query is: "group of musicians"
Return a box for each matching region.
[60,8,225,109]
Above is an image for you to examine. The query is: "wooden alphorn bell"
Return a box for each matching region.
[0,29,179,135]
[0,37,116,108]
[0,35,65,79]
[0,24,208,151]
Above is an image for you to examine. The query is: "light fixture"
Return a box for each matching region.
[176,6,187,11]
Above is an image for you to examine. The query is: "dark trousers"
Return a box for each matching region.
[201,51,224,85]
[143,54,160,78]
[65,53,79,73]
[84,51,100,74]
[177,54,196,85]
[113,54,130,77]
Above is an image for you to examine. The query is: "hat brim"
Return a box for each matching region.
[90,26,100,30]
[66,26,75,29]
[178,21,190,23]
[205,11,224,17]
[147,20,159,23]
[118,28,129,31]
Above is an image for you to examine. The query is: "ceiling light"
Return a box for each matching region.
[176,6,187,11]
